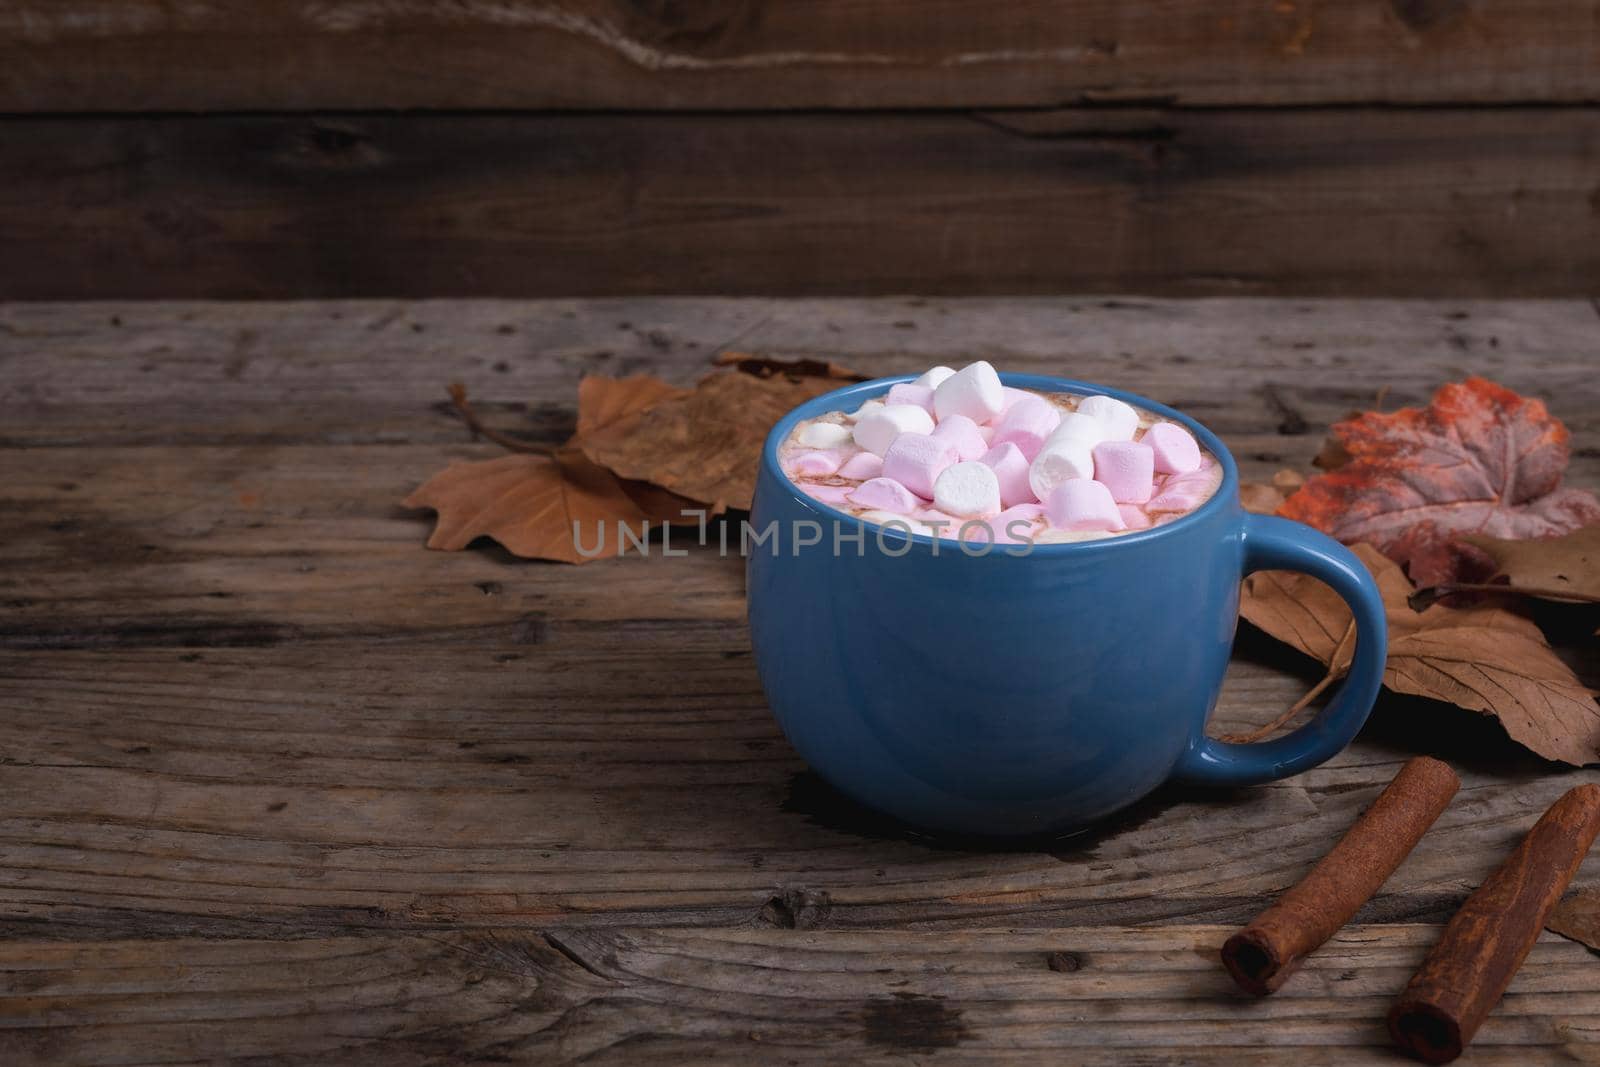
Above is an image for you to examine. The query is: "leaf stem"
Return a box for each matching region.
[446,383,552,455]
[1407,582,1600,612]
[1219,618,1357,744]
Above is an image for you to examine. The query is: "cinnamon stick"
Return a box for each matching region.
[1389,784,1600,1065]
[1222,756,1460,996]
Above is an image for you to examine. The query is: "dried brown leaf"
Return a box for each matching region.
[577,371,846,510]
[1549,888,1600,951]
[1241,469,1308,516]
[404,450,693,564]
[575,374,689,439]
[1241,543,1600,765]
[1462,524,1600,603]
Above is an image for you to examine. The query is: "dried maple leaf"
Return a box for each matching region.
[1279,378,1600,586]
[403,450,696,564]
[1241,543,1600,765]
[1463,525,1600,603]
[1549,889,1600,952]
[577,370,848,511]
[576,374,689,439]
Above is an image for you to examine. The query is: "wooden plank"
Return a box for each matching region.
[0,641,1595,936]
[3,110,1600,299]
[1,1,1598,111]
[4,927,1598,1064]
[5,298,1599,447]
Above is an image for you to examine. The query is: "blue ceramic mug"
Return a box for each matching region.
[747,374,1388,837]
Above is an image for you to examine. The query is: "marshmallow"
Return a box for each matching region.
[1046,412,1113,449]
[1076,395,1140,441]
[933,461,1002,518]
[798,421,853,449]
[994,503,1045,544]
[836,451,885,480]
[1147,469,1214,513]
[1143,421,1202,475]
[849,477,920,514]
[930,414,989,461]
[1027,439,1095,504]
[1118,504,1153,531]
[790,450,843,477]
[881,432,959,499]
[1092,440,1155,504]
[885,382,937,414]
[852,403,935,456]
[989,395,1061,460]
[802,483,855,505]
[979,442,1034,509]
[914,365,957,390]
[1000,386,1037,412]
[846,399,885,423]
[934,360,1006,424]
[1046,479,1127,532]
[859,510,933,537]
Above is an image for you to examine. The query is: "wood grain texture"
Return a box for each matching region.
[5,927,1600,1065]
[4,110,1600,299]
[2,298,1599,1062]
[1,0,1598,111]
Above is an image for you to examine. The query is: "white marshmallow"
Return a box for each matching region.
[859,510,934,538]
[852,403,935,456]
[845,399,885,423]
[1045,412,1112,449]
[933,461,1002,518]
[1027,439,1095,504]
[914,365,957,390]
[1076,395,1140,441]
[934,360,1006,424]
[798,422,853,449]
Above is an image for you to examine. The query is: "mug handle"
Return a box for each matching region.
[1173,514,1388,787]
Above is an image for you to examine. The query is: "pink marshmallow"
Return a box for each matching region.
[1092,440,1155,504]
[930,414,989,461]
[952,503,1041,546]
[790,450,842,477]
[837,451,884,481]
[999,386,1036,414]
[1147,469,1214,512]
[802,483,855,505]
[1118,504,1153,530]
[885,382,936,415]
[1046,479,1126,532]
[993,502,1045,544]
[989,395,1061,461]
[979,442,1035,509]
[848,477,920,514]
[1142,422,1202,475]
[881,432,958,499]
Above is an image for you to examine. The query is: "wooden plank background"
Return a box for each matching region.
[1,1,1599,297]
[2,0,1598,111]
[3,298,1599,1063]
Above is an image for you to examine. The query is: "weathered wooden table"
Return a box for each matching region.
[3,298,1598,1064]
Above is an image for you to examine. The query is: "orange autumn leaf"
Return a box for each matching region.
[1241,543,1600,766]
[404,450,696,564]
[577,370,853,511]
[576,374,689,439]
[1279,378,1600,586]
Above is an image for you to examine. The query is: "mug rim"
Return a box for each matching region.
[759,372,1241,555]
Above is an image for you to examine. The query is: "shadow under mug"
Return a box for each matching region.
[747,374,1388,837]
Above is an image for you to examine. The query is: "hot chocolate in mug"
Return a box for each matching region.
[747,374,1388,837]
